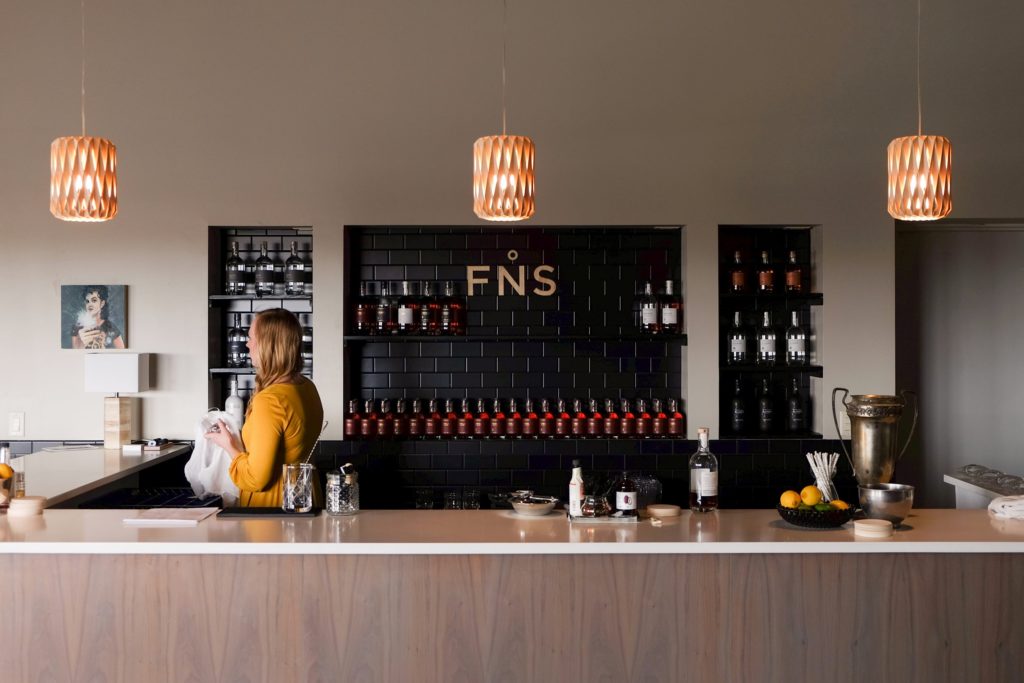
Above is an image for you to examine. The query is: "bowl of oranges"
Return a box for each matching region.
[776,485,853,529]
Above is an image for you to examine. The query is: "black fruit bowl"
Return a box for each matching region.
[776,504,853,529]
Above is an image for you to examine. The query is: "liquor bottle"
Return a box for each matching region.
[506,398,523,439]
[651,398,668,438]
[787,378,806,433]
[425,399,442,439]
[473,398,490,438]
[586,398,604,438]
[397,280,421,335]
[636,399,653,438]
[489,398,507,439]
[420,281,441,336]
[227,314,248,368]
[639,281,661,335]
[758,378,774,433]
[440,281,465,336]
[660,280,682,334]
[619,399,637,438]
[785,311,808,366]
[224,241,248,294]
[727,311,748,365]
[555,399,571,438]
[301,325,313,369]
[785,250,802,293]
[394,398,410,438]
[729,250,747,293]
[254,241,276,296]
[614,472,639,518]
[539,399,555,439]
[570,399,587,438]
[603,399,621,438]
[523,399,540,439]
[375,282,397,335]
[689,427,719,512]
[568,460,585,518]
[354,281,376,335]
[442,399,458,438]
[667,398,685,437]
[457,398,474,438]
[360,399,379,439]
[344,398,362,439]
[730,378,746,435]
[284,241,306,296]
[379,399,395,439]
[756,250,775,293]
[225,377,245,428]
[756,311,777,366]
[409,398,426,438]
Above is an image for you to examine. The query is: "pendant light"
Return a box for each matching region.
[473,0,535,221]
[51,0,118,222]
[887,0,951,221]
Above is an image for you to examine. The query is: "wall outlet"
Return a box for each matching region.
[9,412,24,437]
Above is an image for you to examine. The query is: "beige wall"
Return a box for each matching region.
[2,0,1023,441]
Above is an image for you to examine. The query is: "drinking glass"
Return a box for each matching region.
[444,490,463,510]
[414,488,435,509]
[282,463,314,513]
[463,489,481,510]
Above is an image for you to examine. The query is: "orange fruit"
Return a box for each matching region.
[0,463,13,480]
[830,499,850,510]
[800,485,822,507]
[779,490,801,509]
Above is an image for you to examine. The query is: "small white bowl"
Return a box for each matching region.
[511,499,557,517]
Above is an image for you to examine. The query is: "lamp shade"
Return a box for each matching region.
[84,353,149,394]
[887,134,952,221]
[473,135,535,221]
[50,136,118,221]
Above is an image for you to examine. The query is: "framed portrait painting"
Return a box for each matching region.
[61,285,128,349]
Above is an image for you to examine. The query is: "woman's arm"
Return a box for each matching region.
[227,393,286,492]
[112,335,125,349]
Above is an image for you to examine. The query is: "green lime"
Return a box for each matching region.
[814,503,833,512]
[798,503,812,510]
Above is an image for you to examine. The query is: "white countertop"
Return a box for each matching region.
[2,508,1023,555]
[18,444,191,507]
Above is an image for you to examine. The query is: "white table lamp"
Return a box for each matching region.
[84,353,151,449]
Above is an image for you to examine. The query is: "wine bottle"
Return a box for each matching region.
[728,311,748,365]
[730,378,746,434]
[787,378,806,433]
[639,281,660,335]
[756,311,777,367]
[785,250,802,293]
[254,241,276,296]
[614,471,639,517]
[758,379,774,433]
[689,428,718,512]
[224,241,248,294]
[729,250,746,293]
[284,241,306,296]
[756,250,775,293]
[660,280,681,334]
[785,311,808,366]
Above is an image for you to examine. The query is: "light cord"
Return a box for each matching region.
[81,0,86,136]
[916,0,922,136]
[502,0,507,136]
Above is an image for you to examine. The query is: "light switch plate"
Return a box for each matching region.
[9,412,24,437]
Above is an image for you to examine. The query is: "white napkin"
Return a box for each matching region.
[988,495,1024,520]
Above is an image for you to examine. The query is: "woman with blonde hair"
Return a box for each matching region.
[205,308,324,507]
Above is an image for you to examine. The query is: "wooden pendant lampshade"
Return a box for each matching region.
[50,136,118,221]
[886,135,951,221]
[473,134,535,221]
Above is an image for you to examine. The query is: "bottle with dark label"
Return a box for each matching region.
[636,398,653,438]
[667,398,685,437]
[254,241,276,296]
[457,398,474,438]
[442,399,458,438]
[440,281,465,336]
[409,399,425,438]
[651,398,668,438]
[689,427,718,512]
[586,398,604,438]
[614,472,639,517]
[224,241,248,294]
[375,282,397,335]
[523,399,540,439]
[756,250,775,293]
[394,398,410,438]
[571,399,587,438]
[489,399,506,439]
[360,399,379,439]
[473,399,490,439]
[227,313,248,368]
[758,379,774,433]
[660,280,681,334]
[354,281,376,335]
[420,281,441,336]
[756,311,777,366]
[379,399,395,439]
[639,281,661,335]
[729,250,746,293]
[397,281,421,335]
[539,399,556,438]
[787,378,806,433]
[506,399,523,439]
[619,399,637,438]
[785,250,802,293]
[730,378,746,434]
[728,311,748,365]
[344,399,362,440]
[555,399,571,438]
[785,310,808,366]
[425,399,442,439]
[284,241,306,296]
[603,399,620,439]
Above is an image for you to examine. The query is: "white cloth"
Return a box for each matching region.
[988,495,1024,520]
[184,410,241,506]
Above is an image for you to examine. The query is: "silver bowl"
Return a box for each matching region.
[511,495,558,517]
[859,483,914,526]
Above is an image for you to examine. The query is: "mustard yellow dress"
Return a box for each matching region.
[229,378,324,507]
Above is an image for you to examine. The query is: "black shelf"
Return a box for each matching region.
[343,333,688,343]
[720,364,822,377]
[719,430,823,440]
[210,368,312,376]
[719,292,822,306]
[209,294,312,302]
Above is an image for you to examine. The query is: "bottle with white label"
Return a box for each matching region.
[660,279,681,334]
[639,281,660,335]
[756,310,777,366]
[225,377,245,429]
[785,310,808,366]
[614,471,639,517]
[727,311,748,365]
[397,280,421,335]
[689,427,718,512]
[568,459,584,518]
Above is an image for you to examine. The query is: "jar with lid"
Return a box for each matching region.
[330,463,360,515]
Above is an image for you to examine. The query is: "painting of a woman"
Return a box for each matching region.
[62,285,127,349]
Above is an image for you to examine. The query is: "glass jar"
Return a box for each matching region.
[325,471,343,515]
[337,472,360,515]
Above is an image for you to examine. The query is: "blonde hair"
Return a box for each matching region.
[250,308,304,396]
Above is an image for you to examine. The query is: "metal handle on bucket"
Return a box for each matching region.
[896,390,918,461]
[831,387,854,474]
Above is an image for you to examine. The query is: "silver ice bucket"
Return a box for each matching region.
[832,389,918,487]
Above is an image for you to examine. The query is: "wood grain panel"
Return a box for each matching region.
[3,553,1022,682]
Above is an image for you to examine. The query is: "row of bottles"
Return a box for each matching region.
[225,313,312,368]
[727,310,808,366]
[636,279,683,335]
[728,377,808,435]
[344,397,687,440]
[727,250,804,294]
[224,240,310,296]
[352,280,466,336]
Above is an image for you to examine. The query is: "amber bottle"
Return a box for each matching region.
[636,398,653,438]
[651,398,668,438]
[489,399,506,439]
[586,398,603,438]
[506,399,523,439]
[523,399,539,439]
[473,398,490,438]
[379,399,395,439]
[393,398,409,439]
[408,398,425,438]
[603,399,621,439]
[360,399,378,439]
[442,399,458,438]
[425,399,442,439]
[344,399,362,440]
[554,399,571,439]
[571,399,587,438]
[539,399,556,438]
[667,398,686,437]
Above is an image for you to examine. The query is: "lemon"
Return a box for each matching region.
[800,485,822,507]
[0,463,12,479]
[779,490,801,509]
[830,499,850,510]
